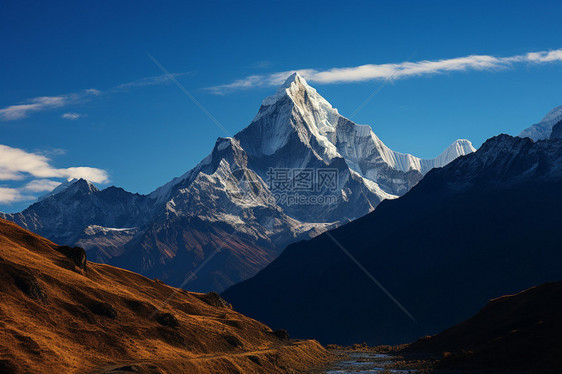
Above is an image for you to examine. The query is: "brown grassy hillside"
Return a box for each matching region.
[0,218,328,373]
[406,282,562,373]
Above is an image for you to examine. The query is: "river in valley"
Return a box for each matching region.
[326,351,418,373]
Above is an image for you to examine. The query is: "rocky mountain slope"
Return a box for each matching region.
[0,217,328,373]
[406,282,562,374]
[550,119,562,140]
[223,134,562,345]
[519,105,562,140]
[3,179,154,263]
[1,73,474,292]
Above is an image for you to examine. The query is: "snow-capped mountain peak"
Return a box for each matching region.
[61,178,98,195]
[551,120,562,140]
[238,73,338,159]
[242,73,339,160]
[427,134,562,188]
[37,178,76,201]
[157,74,476,206]
[431,139,476,169]
[541,105,562,125]
[261,72,329,107]
[38,178,98,201]
[519,105,562,140]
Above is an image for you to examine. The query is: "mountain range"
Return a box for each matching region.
[1,73,474,292]
[222,134,562,345]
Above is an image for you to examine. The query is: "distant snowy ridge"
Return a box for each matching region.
[83,225,137,235]
[253,73,474,175]
[519,105,562,140]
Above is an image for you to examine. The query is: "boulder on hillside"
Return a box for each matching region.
[56,246,87,270]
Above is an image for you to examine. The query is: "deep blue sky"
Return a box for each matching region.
[1,0,562,212]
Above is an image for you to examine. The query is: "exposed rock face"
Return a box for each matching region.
[519,105,562,140]
[86,300,118,319]
[8,266,47,302]
[56,246,87,270]
[272,329,290,340]
[1,74,474,292]
[1,180,154,263]
[155,312,179,328]
[550,119,562,139]
[195,292,232,309]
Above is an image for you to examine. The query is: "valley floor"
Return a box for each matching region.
[88,340,329,373]
[326,346,427,374]
[324,346,507,374]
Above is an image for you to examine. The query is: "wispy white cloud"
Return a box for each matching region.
[0,72,190,121]
[0,144,108,183]
[0,89,101,121]
[61,112,82,120]
[0,187,31,204]
[0,145,108,204]
[209,48,562,94]
[113,72,192,91]
[23,179,62,193]
[0,180,62,204]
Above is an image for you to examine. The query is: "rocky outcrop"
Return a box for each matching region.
[56,246,87,270]
[550,119,562,139]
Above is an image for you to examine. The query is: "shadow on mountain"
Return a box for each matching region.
[406,282,562,373]
[223,135,562,345]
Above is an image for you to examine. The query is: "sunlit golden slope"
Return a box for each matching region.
[0,218,328,373]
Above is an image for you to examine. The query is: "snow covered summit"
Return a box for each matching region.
[519,105,562,140]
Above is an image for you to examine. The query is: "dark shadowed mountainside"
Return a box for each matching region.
[406,282,562,374]
[223,135,562,345]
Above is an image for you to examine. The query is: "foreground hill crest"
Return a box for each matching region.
[0,217,328,373]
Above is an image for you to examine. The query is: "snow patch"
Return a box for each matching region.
[519,105,562,140]
[84,225,137,236]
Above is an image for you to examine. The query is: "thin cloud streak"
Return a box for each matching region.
[0,89,100,121]
[23,179,62,193]
[62,112,82,120]
[0,179,63,204]
[0,73,190,121]
[113,72,192,91]
[209,48,562,94]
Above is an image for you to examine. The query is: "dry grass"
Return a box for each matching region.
[0,218,329,373]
